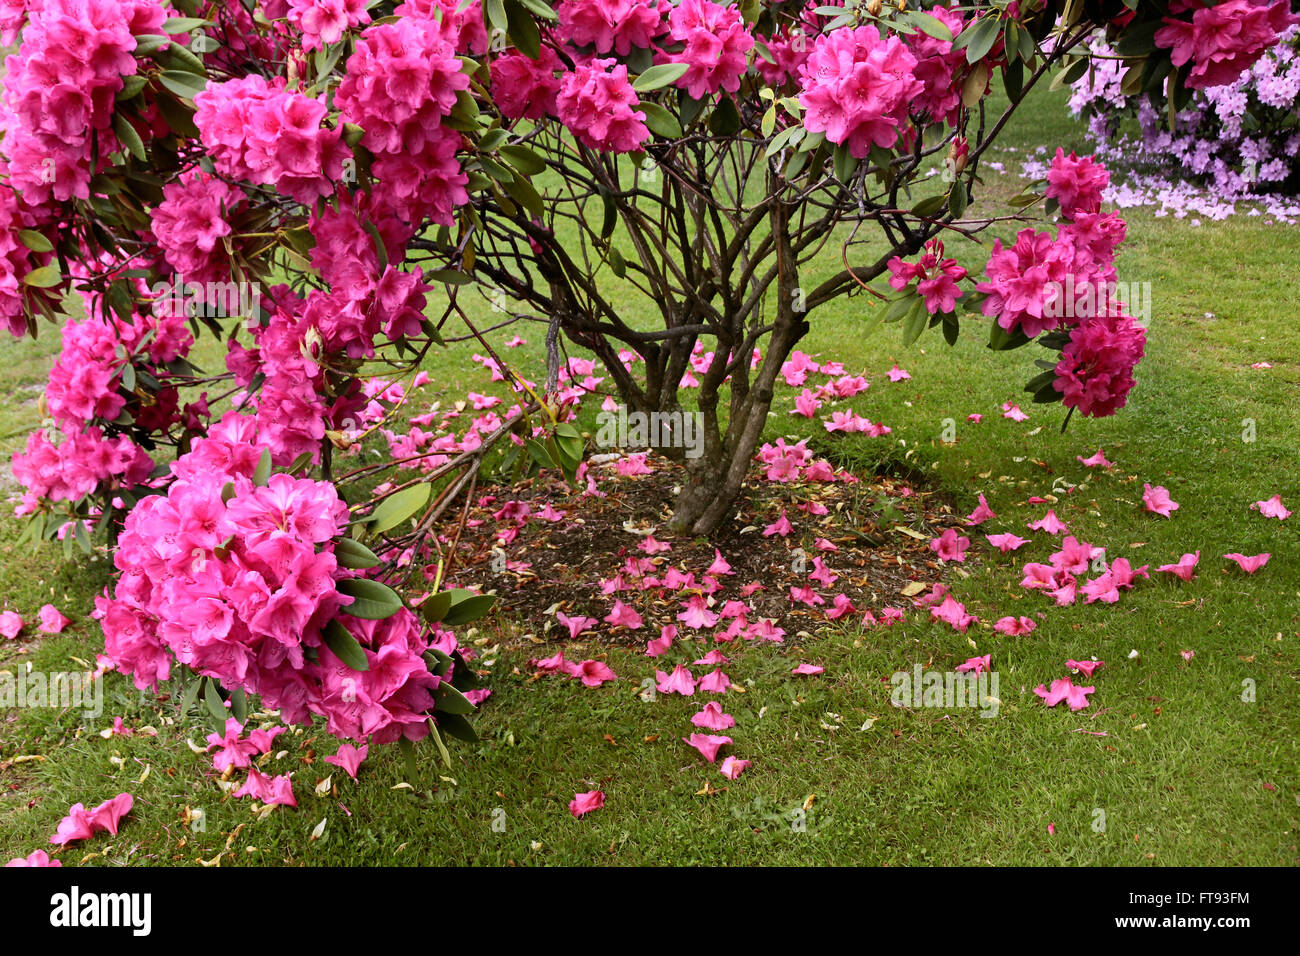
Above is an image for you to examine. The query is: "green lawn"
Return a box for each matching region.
[1,85,1297,867]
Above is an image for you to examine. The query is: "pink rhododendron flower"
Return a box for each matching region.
[986,533,1030,552]
[930,528,971,562]
[887,365,911,382]
[557,0,663,55]
[966,494,997,525]
[1077,448,1114,468]
[1251,494,1291,520]
[0,611,23,639]
[1224,552,1270,573]
[571,660,618,687]
[691,701,735,731]
[1066,659,1103,678]
[763,512,794,537]
[1142,483,1180,517]
[50,793,133,845]
[683,732,732,763]
[1180,649,1195,662]
[993,615,1036,636]
[1154,0,1299,90]
[1034,678,1095,711]
[569,789,605,817]
[698,668,731,694]
[37,604,70,634]
[656,665,696,696]
[324,743,368,779]
[1157,551,1200,581]
[930,596,976,633]
[6,850,61,867]
[955,654,991,675]
[791,662,825,676]
[605,600,644,630]
[1028,510,1068,535]
[1054,313,1146,418]
[207,718,261,773]
[661,0,753,100]
[1045,148,1110,218]
[719,755,751,780]
[797,26,922,157]
[555,612,598,640]
[677,595,719,630]
[555,58,649,154]
[888,239,968,314]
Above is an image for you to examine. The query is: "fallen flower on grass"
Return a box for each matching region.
[966,494,997,526]
[683,733,732,763]
[691,702,735,731]
[987,532,1030,552]
[324,744,368,780]
[646,627,674,657]
[1142,483,1179,517]
[569,790,605,818]
[50,793,134,845]
[1251,495,1291,520]
[720,756,751,780]
[791,662,825,676]
[570,660,617,687]
[931,596,976,633]
[930,528,971,562]
[1066,659,1104,678]
[5,850,60,867]
[698,669,732,694]
[887,364,911,382]
[1157,551,1200,581]
[0,611,23,639]
[234,767,297,807]
[1180,650,1195,662]
[1002,402,1029,421]
[656,665,696,696]
[993,616,1036,636]
[1224,552,1271,573]
[1077,448,1113,468]
[555,612,597,640]
[956,655,991,675]
[1033,678,1094,712]
[1028,510,1068,534]
[38,605,70,634]
[763,512,794,537]
[604,600,644,630]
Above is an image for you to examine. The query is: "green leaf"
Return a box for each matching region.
[901,298,929,347]
[708,96,741,136]
[335,537,382,570]
[421,590,454,625]
[337,578,403,620]
[504,0,540,60]
[179,674,204,717]
[252,447,272,486]
[113,113,147,161]
[911,194,947,218]
[525,437,559,470]
[964,16,1001,65]
[949,181,968,218]
[499,144,545,176]
[639,101,682,139]
[398,736,419,779]
[21,265,61,288]
[426,268,473,286]
[229,688,248,724]
[157,69,208,100]
[907,11,954,42]
[442,590,497,627]
[16,230,53,253]
[433,682,477,716]
[483,0,508,34]
[833,143,858,183]
[434,711,478,743]
[633,62,690,92]
[204,679,227,729]
[162,16,210,33]
[368,483,431,534]
[323,619,371,671]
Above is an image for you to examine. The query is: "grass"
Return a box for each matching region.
[1,84,1297,867]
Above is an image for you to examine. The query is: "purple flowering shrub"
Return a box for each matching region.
[1064,14,1300,222]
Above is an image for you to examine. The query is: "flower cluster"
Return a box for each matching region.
[12,426,153,512]
[555,58,651,154]
[797,26,923,157]
[1053,309,1147,417]
[194,75,350,205]
[0,0,166,203]
[335,14,470,226]
[903,5,968,127]
[151,173,243,287]
[661,0,753,100]
[286,0,372,51]
[97,415,442,743]
[1155,0,1299,90]
[557,0,664,55]
[887,238,968,315]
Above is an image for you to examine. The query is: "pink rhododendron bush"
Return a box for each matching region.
[1,0,1290,769]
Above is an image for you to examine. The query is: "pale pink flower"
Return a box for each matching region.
[38,604,70,634]
[1142,483,1179,517]
[955,654,991,674]
[682,733,732,763]
[604,600,644,629]
[791,662,825,676]
[1033,678,1094,711]
[1027,509,1068,534]
[324,743,368,780]
[1077,448,1113,468]
[656,665,696,696]
[691,701,735,731]
[1251,495,1291,520]
[719,756,751,779]
[1224,552,1270,573]
[1156,551,1200,581]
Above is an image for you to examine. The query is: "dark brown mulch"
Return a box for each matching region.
[441,453,971,647]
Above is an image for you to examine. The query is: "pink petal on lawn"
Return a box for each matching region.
[87,793,133,836]
[656,665,696,696]
[682,733,732,763]
[955,654,991,674]
[1027,509,1068,535]
[719,756,751,780]
[1251,495,1291,520]
[697,668,732,694]
[1156,551,1200,581]
[571,660,617,687]
[1077,448,1114,468]
[604,600,644,630]
[1224,552,1270,573]
[966,494,997,526]
[791,662,825,676]
[1141,483,1179,518]
[38,604,70,634]
[1066,659,1103,678]
[324,743,368,780]
[986,533,1030,552]
[1033,677,1094,711]
[569,790,605,818]
[691,701,735,731]
[1001,402,1029,421]
[0,611,23,639]
[887,364,911,382]
[5,850,60,867]
[930,528,971,562]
